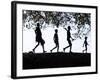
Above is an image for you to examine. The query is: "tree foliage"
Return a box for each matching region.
[23,10,91,39]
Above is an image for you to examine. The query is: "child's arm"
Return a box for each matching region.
[64,28,68,31]
[70,34,74,41]
[35,29,37,33]
[70,36,74,41]
[87,42,89,46]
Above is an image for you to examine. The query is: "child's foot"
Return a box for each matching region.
[70,51,72,53]
[50,50,52,53]
[82,50,84,53]
[63,48,65,52]
[32,49,35,53]
[43,51,46,53]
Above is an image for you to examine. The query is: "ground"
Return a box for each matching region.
[23,52,91,69]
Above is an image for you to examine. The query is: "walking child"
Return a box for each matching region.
[83,37,88,53]
[33,23,46,53]
[63,26,74,53]
[50,29,59,53]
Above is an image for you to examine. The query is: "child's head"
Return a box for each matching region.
[55,29,58,33]
[37,23,40,27]
[68,26,71,30]
[85,37,87,40]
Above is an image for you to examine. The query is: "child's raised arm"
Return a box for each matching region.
[64,28,68,31]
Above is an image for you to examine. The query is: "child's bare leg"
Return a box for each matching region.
[57,45,59,52]
[33,42,39,53]
[63,45,70,52]
[51,46,57,52]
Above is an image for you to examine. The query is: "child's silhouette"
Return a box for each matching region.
[50,29,59,53]
[63,26,74,53]
[33,23,46,53]
[83,37,88,53]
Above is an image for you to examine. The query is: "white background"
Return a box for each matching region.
[0,0,99,80]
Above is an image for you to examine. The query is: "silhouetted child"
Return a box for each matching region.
[63,26,74,53]
[33,23,46,53]
[83,37,88,53]
[50,29,59,53]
